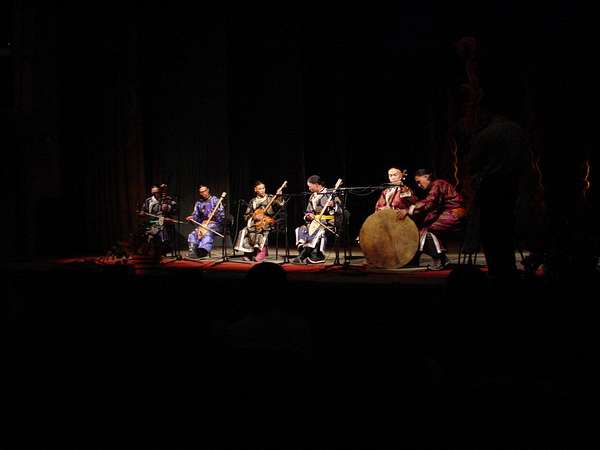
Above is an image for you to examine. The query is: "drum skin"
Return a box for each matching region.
[359,209,419,268]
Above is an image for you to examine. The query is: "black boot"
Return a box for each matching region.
[188,244,199,259]
[307,249,325,264]
[404,251,422,268]
[429,252,448,271]
[423,233,448,270]
[292,246,311,264]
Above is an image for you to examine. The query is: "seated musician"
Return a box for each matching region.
[408,169,466,270]
[234,181,285,262]
[293,175,343,264]
[139,184,177,255]
[375,167,416,213]
[185,185,224,259]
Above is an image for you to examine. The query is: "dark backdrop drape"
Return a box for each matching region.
[5,2,597,258]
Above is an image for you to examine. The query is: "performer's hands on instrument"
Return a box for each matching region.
[161,204,170,211]
[306,213,315,221]
[185,215,193,221]
[396,209,408,220]
[325,200,334,208]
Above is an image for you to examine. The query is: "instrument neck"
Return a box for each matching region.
[262,181,286,212]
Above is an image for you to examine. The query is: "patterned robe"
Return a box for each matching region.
[234,194,283,254]
[295,189,343,250]
[375,185,416,211]
[141,194,177,245]
[187,195,224,252]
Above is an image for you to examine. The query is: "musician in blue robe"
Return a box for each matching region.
[185,185,224,258]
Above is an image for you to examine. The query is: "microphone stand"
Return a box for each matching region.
[324,185,387,272]
[211,199,229,265]
[174,186,182,260]
[342,191,352,266]
[166,191,182,262]
[279,191,311,264]
[231,199,244,258]
[274,195,290,263]
[283,195,290,263]
[333,191,344,266]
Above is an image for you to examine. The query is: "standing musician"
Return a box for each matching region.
[139,184,178,255]
[185,185,225,259]
[234,180,287,262]
[293,175,343,264]
[375,167,416,213]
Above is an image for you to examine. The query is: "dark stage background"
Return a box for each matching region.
[2,1,597,259]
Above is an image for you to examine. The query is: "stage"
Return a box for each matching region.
[4,245,544,322]
[7,246,533,284]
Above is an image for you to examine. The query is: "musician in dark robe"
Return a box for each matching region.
[293,175,343,264]
[234,181,285,262]
[139,184,177,254]
[408,169,466,270]
[185,185,224,259]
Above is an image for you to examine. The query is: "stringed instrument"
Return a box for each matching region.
[248,181,287,231]
[194,192,226,238]
[384,170,412,208]
[307,178,342,237]
[139,211,185,225]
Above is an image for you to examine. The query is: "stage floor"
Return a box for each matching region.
[5,246,541,289]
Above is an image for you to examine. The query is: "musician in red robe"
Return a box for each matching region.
[375,167,416,213]
[408,169,466,270]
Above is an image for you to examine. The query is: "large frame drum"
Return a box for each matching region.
[359,209,419,268]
